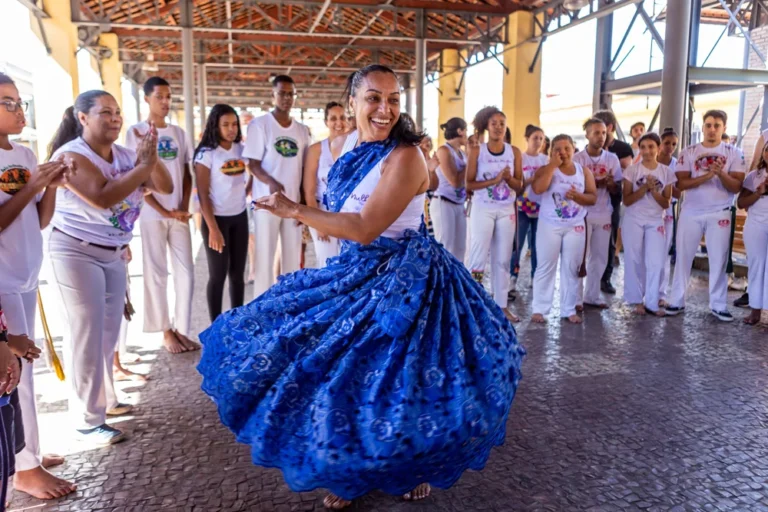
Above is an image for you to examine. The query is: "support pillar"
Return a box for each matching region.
[501,11,541,148]
[198,63,207,132]
[414,9,426,130]
[593,14,613,113]
[31,0,79,157]
[658,0,692,148]
[403,74,412,115]
[180,0,196,143]
[437,50,466,147]
[98,33,122,107]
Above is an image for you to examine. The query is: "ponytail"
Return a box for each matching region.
[48,90,113,160]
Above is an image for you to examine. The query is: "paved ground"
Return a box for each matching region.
[9,227,768,512]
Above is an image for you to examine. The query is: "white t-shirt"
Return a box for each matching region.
[743,168,768,225]
[473,143,516,208]
[676,142,746,215]
[664,156,678,222]
[538,164,588,227]
[244,113,311,203]
[194,143,247,217]
[52,138,141,247]
[125,122,192,222]
[517,152,548,215]
[623,162,678,224]
[434,144,467,204]
[0,143,43,294]
[572,148,622,218]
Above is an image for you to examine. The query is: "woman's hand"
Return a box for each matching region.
[208,227,225,253]
[756,180,767,196]
[565,185,579,201]
[0,343,20,395]
[550,151,563,169]
[135,123,159,167]
[7,334,41,364]
[254,192,299,219]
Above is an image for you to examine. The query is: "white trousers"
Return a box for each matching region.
[660,212,675,300]
[577,215,612,306]
[430,197,467,262]
[309,228,339,268]
[745,217,768,310]
[1,290,41,471]
[467,204,516,308]
[669,209,732,311]
[533,222,586,317]
[140,219,194,336]
[253,211,302,298]
[621,215,667,310]
[49,230,123,430]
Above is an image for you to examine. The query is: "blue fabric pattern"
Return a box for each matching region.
[198,139,525,501]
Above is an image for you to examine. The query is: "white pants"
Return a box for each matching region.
[49,230,123,430]
[253,211,301,298]
[621,215,667,310]
[577,215,612,306]
[140,219,194,336]
[533,222,586,317]
[745,217,768,310]
[309,228,339,268]
[0,290,41,471]
[430,197,467,262]
[660,213,675,300]
[669,209,732,311]
[467,204,515,308]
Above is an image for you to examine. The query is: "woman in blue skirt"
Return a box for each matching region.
[197,64,525,509]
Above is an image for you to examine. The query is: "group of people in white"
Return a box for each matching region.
[0,67,766,505]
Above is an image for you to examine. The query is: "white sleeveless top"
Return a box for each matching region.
[474,142,516,207]
[51,137,143,246]
[338,131,425,239]
[538,163,587,227]
[435,144,467,203]
[315,138,335,204]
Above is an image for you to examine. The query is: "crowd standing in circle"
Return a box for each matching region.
[0,62,763,510]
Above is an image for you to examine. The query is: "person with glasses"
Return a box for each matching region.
[244,75,311,298]
[48,90,172,446]
[0,72,78,500]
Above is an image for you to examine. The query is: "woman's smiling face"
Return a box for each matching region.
[351,71,401,142]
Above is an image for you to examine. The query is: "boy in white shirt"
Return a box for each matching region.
[125,77,197,354]
[666,110,746,321]
[244,75,311,298]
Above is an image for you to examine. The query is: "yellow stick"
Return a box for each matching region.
[36,290,65,381]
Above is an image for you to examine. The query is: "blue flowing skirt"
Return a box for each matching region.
[197,229,525,500]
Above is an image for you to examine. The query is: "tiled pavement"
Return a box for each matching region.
[10,228,768,511]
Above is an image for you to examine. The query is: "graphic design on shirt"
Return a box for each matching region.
[586,163,610,181]
[483,172,510,201]
[0,165,30,196]
[635,175,663,193]
[551,192,580,219]
[157,136,179,161]
[274,137,299,158]
[109,198,142,232]
[693,154,726,174]
[221,159,246,176]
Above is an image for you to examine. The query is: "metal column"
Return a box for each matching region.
[592,13,613,113]
[131,81,141,123]
[198,63,207,130]
[658,0,693,146]
[403,74,412,114]
[414,9,426,130]
[180,0,195,140]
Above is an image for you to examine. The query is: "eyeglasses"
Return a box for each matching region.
[275,91,298,99]
[1,100,28,113]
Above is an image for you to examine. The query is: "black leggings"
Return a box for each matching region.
[201,210,249,321]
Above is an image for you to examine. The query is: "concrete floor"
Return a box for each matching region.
[9,225,768,511]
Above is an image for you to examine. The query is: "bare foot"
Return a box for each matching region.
[404,483,431,501]
[575,304,584,313]
[175,331,201,352]
[503,309,520,323]
[658,299,668,308]
[531,313,547,324]
[567,314,582,324]
[323,493,352,509]
[163,330,186,354]
[653,308,666,317]
[744,308,762,325]
[41,454,64,469]
[14,466,77,500]
[634,304,646,315]
[114,366,148,382]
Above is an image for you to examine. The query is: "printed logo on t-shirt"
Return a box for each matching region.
[635,175,663,193]
[109,198,142,232]
[552,192,580,219]
[718,219,730,228]
[693,154,726,174]
[221,159,246,176]
[586,163,610,180]
[157,136,179,161]
[0,165,30,196]
[274,137,299,158]
[482,172,510,201]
